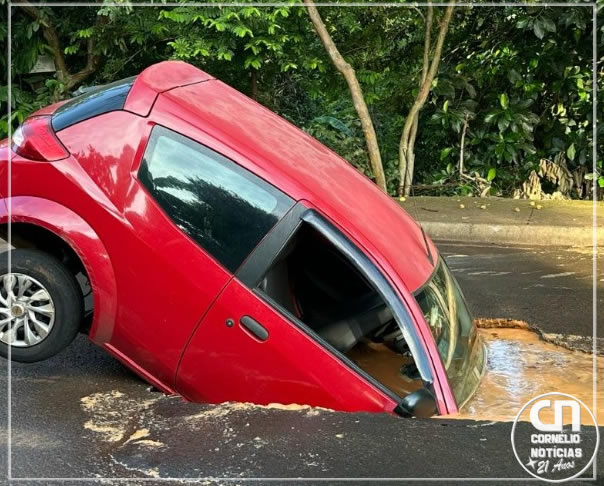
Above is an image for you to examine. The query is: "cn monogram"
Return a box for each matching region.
[529,399,581,432]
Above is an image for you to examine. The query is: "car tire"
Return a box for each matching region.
[0,249,83,362]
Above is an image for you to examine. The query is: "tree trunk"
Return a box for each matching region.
[459,115,469,176]
[304,0,387,193]
[20,2,104,97]
[399,2,455,196]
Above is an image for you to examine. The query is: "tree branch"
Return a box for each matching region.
[459,114,468,176]
[304,0,387,192]
[20,2,69,83]
[399,2,456,195]
[20,1,106,92]
[66,11,108,90]
[421,4,434,85]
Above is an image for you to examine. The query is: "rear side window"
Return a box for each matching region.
[138,125,294,273]
[51,76,136,132]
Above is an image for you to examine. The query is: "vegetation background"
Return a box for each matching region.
[1,0,602,199]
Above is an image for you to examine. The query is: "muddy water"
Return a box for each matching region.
[347,341,423,397]
[453,328,603,425]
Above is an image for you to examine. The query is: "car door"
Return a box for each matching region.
[175,205,434,413]
[176,274,398,412]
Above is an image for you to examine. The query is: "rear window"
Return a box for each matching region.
[138,125,294,273]
[51,76,136,132]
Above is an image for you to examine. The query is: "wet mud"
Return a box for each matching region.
[453,328,603,425]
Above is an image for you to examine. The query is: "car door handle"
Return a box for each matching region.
[240,316,269,341]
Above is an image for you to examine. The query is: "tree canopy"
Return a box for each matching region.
[1,1,601,199]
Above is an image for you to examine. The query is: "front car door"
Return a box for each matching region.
[176,205,446,414]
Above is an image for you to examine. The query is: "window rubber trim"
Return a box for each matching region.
[300,210,436,389]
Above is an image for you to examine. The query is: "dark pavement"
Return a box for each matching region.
[0,242,601,484]
[440,242,602,339]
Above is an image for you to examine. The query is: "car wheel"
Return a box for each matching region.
[0,249,83,362]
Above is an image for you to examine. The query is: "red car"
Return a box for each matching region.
[0,61,485,417]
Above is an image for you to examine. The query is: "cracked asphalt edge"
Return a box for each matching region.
[475,317,603,355]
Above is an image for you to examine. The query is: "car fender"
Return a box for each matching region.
[0,196,117,344]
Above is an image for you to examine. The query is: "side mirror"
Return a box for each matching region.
[394,389,437,418]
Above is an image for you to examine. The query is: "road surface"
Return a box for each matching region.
[0,242,600,484]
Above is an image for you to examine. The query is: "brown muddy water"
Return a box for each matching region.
[452,328,603,425]
[347,341,424,397]
[348,327,601,425]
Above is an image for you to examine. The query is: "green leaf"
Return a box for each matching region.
[233,25,253,38]
[440,147,453,160]
[499,93,509,109]
[487,167,497,181]
[507,69,521,84]
[598,177,604,188]
[498,118,510,132]
[533,19,545,39]
[567,143,576,161]
[485,111,499,124]
[542,17,556,33]
[77,27,93,39]
[244,56,262,69]
[64,45,79,55]
[443,100,449,113]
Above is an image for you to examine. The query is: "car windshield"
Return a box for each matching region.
[415,259,486,407]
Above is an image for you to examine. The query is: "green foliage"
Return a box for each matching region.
[1,3,601,198]
[415,6,599,198]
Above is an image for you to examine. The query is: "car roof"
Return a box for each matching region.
[137,61,437,292]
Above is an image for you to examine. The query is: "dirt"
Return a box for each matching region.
[452,328,603,425]
[80,390,163,445]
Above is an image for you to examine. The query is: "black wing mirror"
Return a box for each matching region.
[394,389,437,418]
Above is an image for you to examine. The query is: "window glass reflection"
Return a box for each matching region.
[139,126,293,272]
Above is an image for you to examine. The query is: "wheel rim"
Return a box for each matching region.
[0,273,55,347]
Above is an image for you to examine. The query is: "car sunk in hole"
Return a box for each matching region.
[0,61,486,417]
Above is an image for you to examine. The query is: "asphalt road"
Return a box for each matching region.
[0,242,601,484]
[439,242,602,339]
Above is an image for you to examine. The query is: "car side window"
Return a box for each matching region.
[138,125,294,273]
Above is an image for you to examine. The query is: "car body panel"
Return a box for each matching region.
[124,60,214,117]
[30,99,70,117]
[46,111,232,388]
[158,80,439,293]
[0,196,118,345]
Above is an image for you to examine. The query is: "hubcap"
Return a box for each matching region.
[0,273,55,347]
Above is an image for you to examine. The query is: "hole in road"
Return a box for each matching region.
[449,325,603,425]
